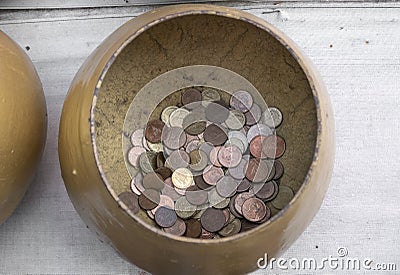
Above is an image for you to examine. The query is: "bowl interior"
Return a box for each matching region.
[94,13,317,233]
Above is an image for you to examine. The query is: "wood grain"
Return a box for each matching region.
[0,2,399,274]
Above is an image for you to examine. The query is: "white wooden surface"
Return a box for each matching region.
[1,1,400,274]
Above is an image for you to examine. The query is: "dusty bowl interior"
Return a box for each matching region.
[94,14,317,235]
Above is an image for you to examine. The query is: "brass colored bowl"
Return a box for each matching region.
[0,31,47,224]
[59,4,334,274]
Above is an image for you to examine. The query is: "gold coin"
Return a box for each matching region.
[171,168,193,189]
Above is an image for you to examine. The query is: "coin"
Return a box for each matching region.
[132,172,145,192]
[199,142,214,157]
[185,139,200,153]
[185,219,202,238]
[154,166,172,180]
[143,172,164,190]
[175,197,197,219]
[185,185,208,206]
[189,149,208,172]
[245,103,262,126]
[163,217,186,236]
[155,152,165,168]
[145,119,165,143]
[182,88,202,107]
[262,107,283,128]
[169,108,190,128]
[249,135,267,159]
[202,88,221,102]
[234,192,253,215]
[209,146,222,167]
[254,181,276,201]
[228,157,248,180]
[155,206,177,228]
[182,111,207,135]
[171,168,193,189]
[165,149,190,170]
[274,160,284,180]
[219,218,242,237]
[225,109,246,130]
[138,189,161,210]
[236,178,251,193]
[240,219,258,232]
[161,106,178,125]
[161,178,182,201]
[214,197,230,209]
[200,208,226,233]
[131,129,144,146]
[200,228,215,239]
[216,175,239,198]
[128,146,146,167]
[151,194,175,215]
[203,124,227,146]
[118,192,140,214]
[242,197,267,222]
[139,151,157,174]
[272,185,294,210]
[227,131,248,152]
[217,145,242,168]
[225,137,245,154]
[162,126,186,150]
[205,101,230,123]
[146,141,163,153]
[147,210,155,220]
[202,165,224,185]
[255,206,271,224]
[246,124,273,143]
[245,159,273,183]
[207,188,226,207]
[230,90,253,112]
[261,135,286,159]
[194,175,212,190]
[130,181,142,195]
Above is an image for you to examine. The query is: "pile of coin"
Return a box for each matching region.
[120,87,294,238]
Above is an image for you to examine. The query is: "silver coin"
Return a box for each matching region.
[225,137,246,154]
[245,103,262,126]
[202,88,221,102]
[228,157,248,180]
[161,106,178,125]
[131,129,144,146]
[127,146,146,167]
[175,197,197,219]
[228,131,248,152]
[132,171,145,192]
[225,109,246,130]
[165,149,190,170]
[230,90,253,112]
[185,139,201,153]
[169,108,190,128]
[262,107,283,128]
[246,123,274,143]
[146,140,163,153]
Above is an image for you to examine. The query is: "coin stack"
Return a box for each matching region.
[120,87,294,238]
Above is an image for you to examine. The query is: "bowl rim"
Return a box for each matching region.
[90,4,323,244]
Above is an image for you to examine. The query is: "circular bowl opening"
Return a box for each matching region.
[92,11,318,242]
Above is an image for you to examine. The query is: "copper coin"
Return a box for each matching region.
[202,165,224,185]
[194,175,212,190]
[217,145,242,168]
[228,157,248,180]
[203,124,227,146]
[244,103,262,126]
[162,126,186,150]
[200,228,215,239]
[205,101,230,123]
[182,88,202,107]
[185,185,208,206]
[234,192,253,215]
[245,159,273,183]
[145,119,165,143]
[142,172,164,190]
[216,175,239,198]
[249,135,266,159]
[255,181,276,201]
[242,197,267,222]
[229,194,243,218]
[138,189,160,210]
[118,192,140,214]
[255,206,271,224]
[209,146,222,167]
[200,208,226,233]
[261,135,286,159]
[236,178,251,193]
[154,166,172,180]
[161,177,181,201]
[155,206,177,228]
[246,124,273,143]
[185,219,202,238]
[163,217,186,236]
[127,146,146,167]
[274,160,284,180]
[165,149,190,170]
[230,90,253,112]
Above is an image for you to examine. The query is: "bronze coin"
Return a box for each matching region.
[155,206,177,228]
[203,124,227,146]
[142,172,164,190]
[202,165,224,185]
[261,135,286,159]
[205,101,230,123]
[209,146,222,167]
[154,166,172,180]
[145,119,165,143]
[161,177,182,201]
[245,159,273,183]
[200,228,215,239]
[255,205,271,224]
[229,194,243,218]
[163,217,186,236]
[185,185,208,206]
[162,126,186,150]
[138,189,160,210]
[242,197,267,222]
[165,149,190,170]
[254,181,276,201]
[217,145,242,168]
[200,208,226,233]
[236,178,251,193]
[194,175,212,190]
[274,160,284,180]
[249,135,266,159]
[182,88,202,107]
[185,219,202,238]
[234,192,253,215]
[216,175,239,198]
[230,90,253,112]
[240,219,258,232]
[244,103,262,126]
[228,157,248,180]
[118,192,140,214]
